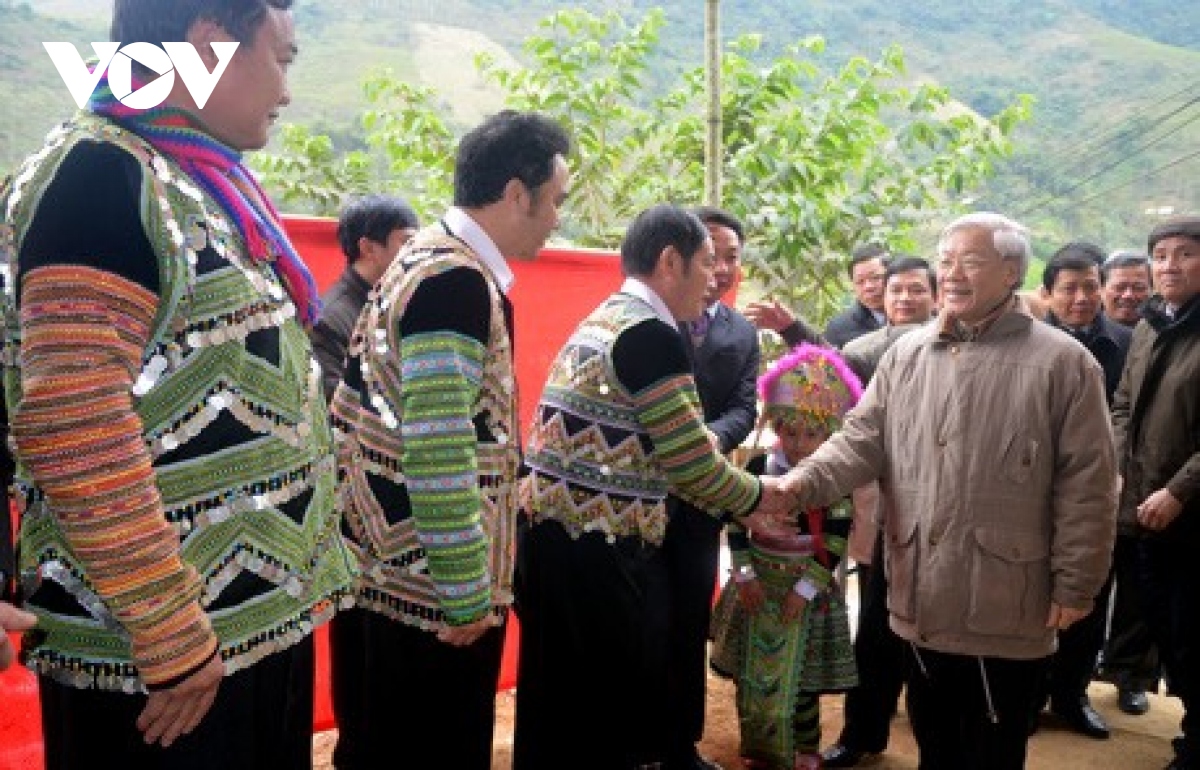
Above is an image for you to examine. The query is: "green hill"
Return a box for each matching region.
[2,0,1197,247]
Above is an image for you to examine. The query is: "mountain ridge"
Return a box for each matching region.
[2,0,1196,244]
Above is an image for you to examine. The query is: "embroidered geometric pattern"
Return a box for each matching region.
[330,235,520,629]
[522,293,759,546]
[711,499,857,767]
[0,115,355,691]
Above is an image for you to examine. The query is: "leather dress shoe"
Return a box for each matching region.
[821,743,867,768]
[1051,698,1110,739]
[1119,687,1150,715]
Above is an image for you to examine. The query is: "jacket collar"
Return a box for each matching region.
[1144,294,1200,333]
[937,294,1025,343]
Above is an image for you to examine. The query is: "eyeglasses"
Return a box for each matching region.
[852,273,886,287]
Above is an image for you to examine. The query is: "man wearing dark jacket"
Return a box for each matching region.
[823,244,889,349]
[1112,216,1200,770]
[311,195,419,403]
[664,206,760,770]
[1033,242,1132,740]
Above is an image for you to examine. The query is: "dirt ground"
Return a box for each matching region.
[312,673,1182,769]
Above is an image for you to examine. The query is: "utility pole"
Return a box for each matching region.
[704,0,722,207]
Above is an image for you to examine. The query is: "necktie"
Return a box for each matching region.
[687,313,711,342]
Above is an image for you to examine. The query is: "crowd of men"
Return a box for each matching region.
[0,2,1197,770]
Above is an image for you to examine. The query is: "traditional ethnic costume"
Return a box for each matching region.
[328,208,521,769]
[710,343,862,770]
[514,279,764,770]
[0,76,355,767]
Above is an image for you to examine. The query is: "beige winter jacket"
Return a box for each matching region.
[787,302,1118,660]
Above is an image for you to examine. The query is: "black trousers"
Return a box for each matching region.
[329,606,368,770]
[1135,534,1200,761]
[662,499,724,763]
[513,518,670,770]
[836,533,907,753]
[346,608,504,770]
[1038,572,1112,709]
[1099,533,1162,692]
[906,646,1047,770]
[40,635,314,770]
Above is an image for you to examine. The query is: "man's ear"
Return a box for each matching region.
[187,18,235,67]
[502,178,527,209]
[659,244,682,278]
[356,236,375,262]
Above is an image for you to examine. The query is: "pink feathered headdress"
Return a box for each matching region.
[757,343,864,430]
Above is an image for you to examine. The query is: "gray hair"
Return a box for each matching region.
[938,211,1031,286]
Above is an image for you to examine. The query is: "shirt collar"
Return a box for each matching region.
[938,293,1016,342]
[443,206,514,293]
[620,278,679,331]
[703,301,721,319]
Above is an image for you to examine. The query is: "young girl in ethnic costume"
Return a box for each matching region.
[711,343,863,769]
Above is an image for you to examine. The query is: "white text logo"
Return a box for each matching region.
[43,42,240,109]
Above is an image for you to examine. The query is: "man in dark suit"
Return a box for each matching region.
[823,244,889,349]
[1032,243,1133,740]
[664,206,761,770]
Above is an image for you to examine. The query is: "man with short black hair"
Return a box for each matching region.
[663,205,761,770]
[312,195,419,402]
[2,1,358,767]
[824,244,890,349]
[330,110,571,770]
[514,204,789,770]
[1031,241,1132,741]
[744,245,890,353]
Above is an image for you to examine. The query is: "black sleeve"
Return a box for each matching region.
[822,313,853,350]
[780,316,830,349]
[309,316,348,404]
[400,266,491,344]
[19,140,160,295]
[707,320,760,453]
[611,318,692,393]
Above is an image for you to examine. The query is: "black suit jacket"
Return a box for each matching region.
[684,303,761,454]
[823,301,884,350]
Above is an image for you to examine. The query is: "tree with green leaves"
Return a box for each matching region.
[254,8,1031,323]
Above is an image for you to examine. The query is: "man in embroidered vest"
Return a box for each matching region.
[309,194,418,770]
[513,204,791,770]
[329,110,571,770]
[0,1,357,767]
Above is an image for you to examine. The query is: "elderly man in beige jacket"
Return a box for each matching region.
[779,212,1118,770]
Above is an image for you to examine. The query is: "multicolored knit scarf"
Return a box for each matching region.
[87,74,321,327]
